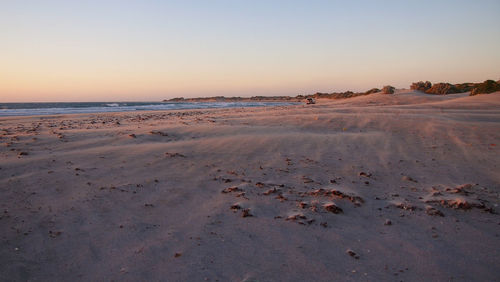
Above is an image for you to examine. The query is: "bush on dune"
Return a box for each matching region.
[470,80,500,96]
[425,83,460,95]
[455,83,477,93]
[365,88,381,94]
[410,81,476,95]
[410,81,432,92]
[342,91,355,98]
[305,85,393,99]
[382,85,395,94]
[312,92,331,99]
[305,79,500,100]
[328,91,361,99]
[307,91,371,100]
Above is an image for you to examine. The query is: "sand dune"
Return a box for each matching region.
[1,91,499,281]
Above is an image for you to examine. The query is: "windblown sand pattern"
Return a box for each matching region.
[1,91,499,281]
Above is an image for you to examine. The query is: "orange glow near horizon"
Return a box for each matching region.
[1,1,499,102]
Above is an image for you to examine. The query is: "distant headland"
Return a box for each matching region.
[164,79,500,102]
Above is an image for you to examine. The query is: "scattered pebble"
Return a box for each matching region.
[359,172,372,177]
[263,188,279,195]
[221,187,242,194]
[255,182,265,188]
[346,249,360,259]
[150,130,168,136]
[48,230,62,238]
[426,206,444,217]
[165,152,186,158]
[323,203,343,214]
[241,209,253,217]
[402,175,418,183]
[286,213,306,221]
[230,203,242,211]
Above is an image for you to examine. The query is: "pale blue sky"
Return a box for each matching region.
[1,0,499,101]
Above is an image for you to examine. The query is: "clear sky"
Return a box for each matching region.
[1,0,499,102]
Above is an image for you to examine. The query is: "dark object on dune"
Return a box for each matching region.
[410,81,432,92]
[365,88,381,94]
[306,98,316,104]
[381,85,395,94]
[470,80,500,96]
[425,83,460,95]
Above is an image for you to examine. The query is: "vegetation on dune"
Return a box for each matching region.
[409,79,500,96]
[425,83,460,95]
[307,88,383,99]
[411,81,462,95]
[308,91,366,99]
[410,81,432,92]
[455,83,477,93]
[382,85,395,94]
[470,80,500,96]
[166,78,500,102]
[365,88,381,94]
[168,86,388,103]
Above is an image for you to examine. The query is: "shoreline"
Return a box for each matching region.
[0,101,301,118]
[0,104,301,121]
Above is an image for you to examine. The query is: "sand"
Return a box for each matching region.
[1,90,499,281]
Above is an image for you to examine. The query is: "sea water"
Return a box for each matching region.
[0,101,298,117]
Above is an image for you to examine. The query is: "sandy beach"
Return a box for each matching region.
[1,90,499,281]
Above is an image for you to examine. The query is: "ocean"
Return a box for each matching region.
[0,101,299,117]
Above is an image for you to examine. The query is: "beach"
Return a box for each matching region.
[1,90,499,281]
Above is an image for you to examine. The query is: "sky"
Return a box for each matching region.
[1,0,500,102]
